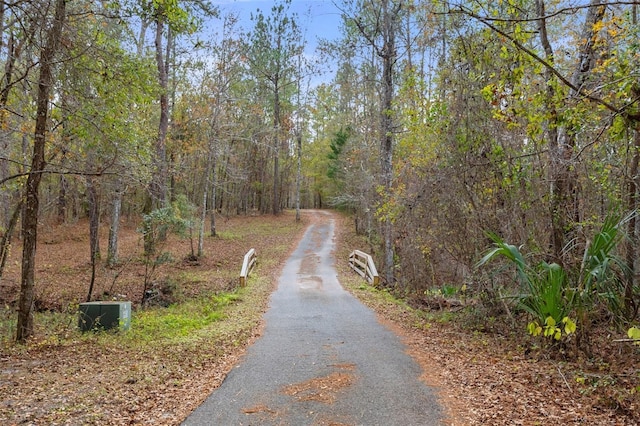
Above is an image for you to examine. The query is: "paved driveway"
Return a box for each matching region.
[183,211,442,425]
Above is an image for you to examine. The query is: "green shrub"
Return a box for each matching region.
[477,213,629,347]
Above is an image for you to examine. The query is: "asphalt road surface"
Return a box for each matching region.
[183,211,442,426]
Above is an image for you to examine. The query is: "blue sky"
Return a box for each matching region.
[210,0,344,53]
[205,0,344,84]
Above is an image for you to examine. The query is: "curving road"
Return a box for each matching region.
[183,211,442,426]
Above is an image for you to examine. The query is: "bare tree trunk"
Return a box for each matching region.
[536,0,605,265]
[0,200,22,279]
[625,124,640,320]
[56,147,68,223]
[295,130,301,222]
[535,0,561,258]
[137,19,149,56]
[107,181,122,267]
[210,147,218,237]
[86,177,100,302]
[273,84,281,216]
[1,31,15,229]
[625,0,640,321]
[144,17,171,255]
[199,148,212,256]
[198,180,207,257]
[553,0,604,264]
[0,24,28,262]
[352,0,402,286]
[380,0,401,286]
[17,0,66,342]
[0,158,8,229]
[152,19,169,209]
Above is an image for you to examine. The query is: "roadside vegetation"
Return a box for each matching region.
[335,212,640,425]
[0,211,638,425]
[0,212,306,425]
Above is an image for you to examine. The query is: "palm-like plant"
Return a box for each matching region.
[477,213,631,344]
[578,213,631,322]
[477,233,572,332]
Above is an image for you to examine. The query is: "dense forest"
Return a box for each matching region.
[0,0,639,354]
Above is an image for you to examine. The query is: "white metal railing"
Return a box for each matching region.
[239,248,257,287]
[348,250,379,286]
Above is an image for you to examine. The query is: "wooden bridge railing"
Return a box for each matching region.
[348,250,379,286]
[239,248,257,287]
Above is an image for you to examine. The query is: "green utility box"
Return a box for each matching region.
[78,301,131,332]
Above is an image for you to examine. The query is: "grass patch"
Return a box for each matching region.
[175,270,211,284]
[0,309,16,345]
[0,293,241,350]
[126,298,230,342]
[216,230,243,240]
[72,291,246,349]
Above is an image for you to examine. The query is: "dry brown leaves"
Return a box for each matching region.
[399,327,639,426]
[332,212,640,426]
[282,371,356,404]
[0,212,308,425]
[1,211,638,425]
